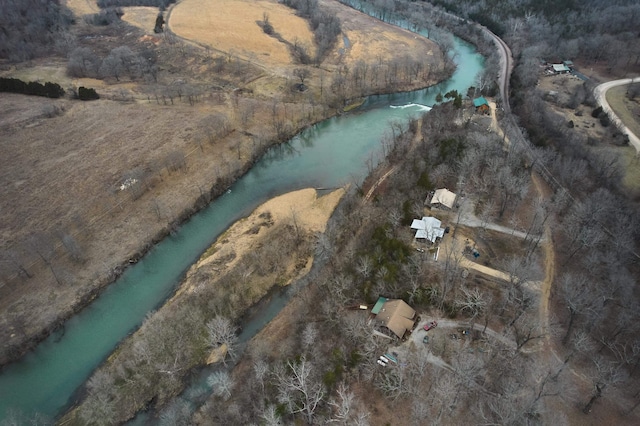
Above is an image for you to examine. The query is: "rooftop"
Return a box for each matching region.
[410,216,445,243]
[473,97,489,108]
[430,188,457,209]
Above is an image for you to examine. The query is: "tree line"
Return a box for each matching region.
[0,78,65,98]
[67,45,159,82]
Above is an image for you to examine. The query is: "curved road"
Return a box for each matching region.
[594,78,640,152]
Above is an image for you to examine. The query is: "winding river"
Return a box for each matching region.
[0,37,483,422]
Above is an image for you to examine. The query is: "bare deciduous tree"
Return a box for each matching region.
[582,356,628,414]
[207,370,234,400]
[207,316,238,361]
[276,356,325,423]
[455,286,490,326]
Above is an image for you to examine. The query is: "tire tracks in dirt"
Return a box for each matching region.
[531,173,555,341]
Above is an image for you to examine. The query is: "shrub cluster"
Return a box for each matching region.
[0,77,65,98]
[78,87,100,101]
[84,8,124,26]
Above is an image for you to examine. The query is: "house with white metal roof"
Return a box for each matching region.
[410,216,445,243]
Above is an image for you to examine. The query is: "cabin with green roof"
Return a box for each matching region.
[473,96,490,114]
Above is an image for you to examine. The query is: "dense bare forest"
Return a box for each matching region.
[0,0,75,61]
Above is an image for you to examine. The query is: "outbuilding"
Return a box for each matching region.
[428,188,457,210]
[551,64,570,74]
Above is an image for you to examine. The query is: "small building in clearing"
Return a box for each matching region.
[411,216,446,243]
[551,63,570,74]
[428,188,457,210]
[473,96,490,114]
[373,297,416,339]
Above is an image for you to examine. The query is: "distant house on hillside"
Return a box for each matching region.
[551,63,570,74]
[473,96,490,114]
[372,297,416,339]
[410,216,446,243]
[428,188,457,210]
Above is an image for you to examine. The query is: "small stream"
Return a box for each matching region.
[0,32,483,425]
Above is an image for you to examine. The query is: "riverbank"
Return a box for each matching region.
[62,188,345,424]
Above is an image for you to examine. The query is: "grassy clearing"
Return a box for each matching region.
[618,146,640,190]
[595,85,640,190]
[120,6,159,33]
[606,85,640,144]
[66,0,99,16]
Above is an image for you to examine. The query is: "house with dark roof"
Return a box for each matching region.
[372,297,416,339]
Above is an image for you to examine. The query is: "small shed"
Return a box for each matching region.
[473,97,490,114]
[429,188,457,209]
[552,64,570,74]
[373,298,416,339]
[371,297,388,315]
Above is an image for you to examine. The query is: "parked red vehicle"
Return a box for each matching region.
[423,320,438,331]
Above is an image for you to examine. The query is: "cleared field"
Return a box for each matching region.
[65,0,99,16]
[321,0,438,67]
[618,146,640,190]
[121,6,160,33]
[606,84,640,145]
[170,0,315,66]
[605,86,640,190]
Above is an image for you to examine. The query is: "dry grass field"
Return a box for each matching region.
[170,0,316,67]
[607,85,640,147]
[0,0,442,365]
[320,0,438,67]
[65,0,99,16]
[617,146,640,190]
[120,6,160,32]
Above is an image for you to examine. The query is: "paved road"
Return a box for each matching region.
[477,24,513,114]
[594,78,640,152]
